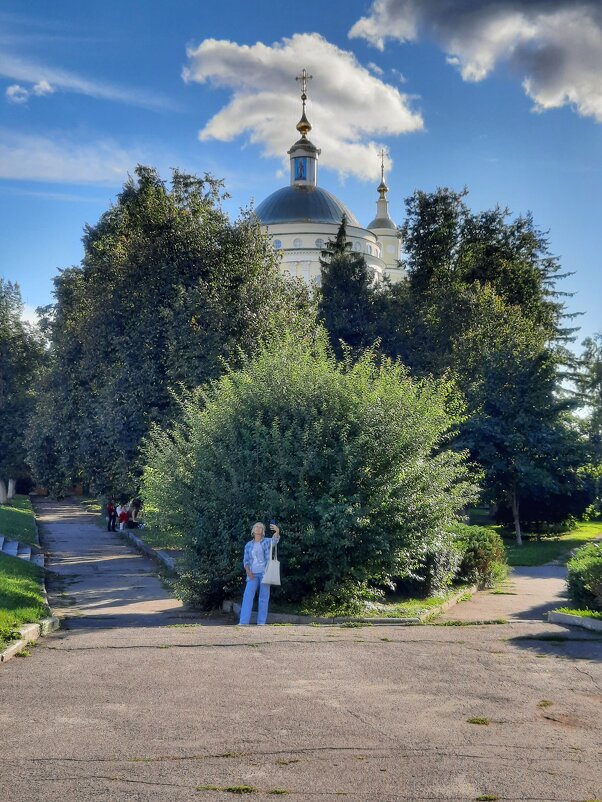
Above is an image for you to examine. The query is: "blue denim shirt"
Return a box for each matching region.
[243,536,279,572]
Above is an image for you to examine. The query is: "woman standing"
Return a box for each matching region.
[239,522,280,626]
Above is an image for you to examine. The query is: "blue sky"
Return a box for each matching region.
[1,0,600,345]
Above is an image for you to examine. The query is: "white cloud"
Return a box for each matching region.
[0,52,178,111]
[349,1,602,122]
[6,83,28,103]
[32,79,54,96]
[183,33,423,180]
[0,129,147,184]
[5,78,55,104]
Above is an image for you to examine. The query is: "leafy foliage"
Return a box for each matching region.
[567,542,602,611]
[577,334,602,514]
[0,280,45,491]
[26,166,312,496]
[451,285,587,540]
[142,331,477,610]
[452,523,507,588]
[365,188,584,536]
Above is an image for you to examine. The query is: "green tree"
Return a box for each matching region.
[579,334,602,458]
[374,187,581,536]
[318,216,379,357]
[577,333,602,509]
[0,280,45,501]
[391,188,575,377]
[27,166,313,496]
[452,286,584,542]
[142,331,477,610]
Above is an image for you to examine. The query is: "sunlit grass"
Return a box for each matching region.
[0,553,47,648]
[0,495,39,547]
[553,607,602,620]
[503,520,602,566]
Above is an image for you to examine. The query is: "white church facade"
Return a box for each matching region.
[255,71,404,285]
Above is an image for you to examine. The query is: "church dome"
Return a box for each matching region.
[367,214,397,230]
[255,185,359,227]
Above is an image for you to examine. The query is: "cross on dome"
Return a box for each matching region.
[295,68,312,97]
[378,147,389,198]
[295,68,313,138]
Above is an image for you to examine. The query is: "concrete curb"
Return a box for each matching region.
[548,610,602,632]
[0,615,60,663]
[0,616,60,663]
[222,585,477,626]
[119,529,178,573]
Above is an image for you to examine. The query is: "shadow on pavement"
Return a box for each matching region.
[508,626,602,662]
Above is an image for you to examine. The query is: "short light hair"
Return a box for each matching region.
[252,522,265,537]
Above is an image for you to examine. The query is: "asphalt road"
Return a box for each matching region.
[0,500,600,802]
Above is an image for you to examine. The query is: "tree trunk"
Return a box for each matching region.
[0,479,7,505]
[511,486,522,546]
[7,479,16,499]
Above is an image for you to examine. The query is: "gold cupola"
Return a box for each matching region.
[288,68,320,188]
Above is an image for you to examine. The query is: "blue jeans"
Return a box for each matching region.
[239,572,271,625]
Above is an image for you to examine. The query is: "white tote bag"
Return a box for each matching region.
[261,541,281,586]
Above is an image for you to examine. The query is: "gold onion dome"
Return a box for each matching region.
[296,108,312,138]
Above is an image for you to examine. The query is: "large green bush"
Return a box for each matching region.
[567,543,602,611]
[453,524,507,588]
[142,332,477,610]
[396,537,462,597]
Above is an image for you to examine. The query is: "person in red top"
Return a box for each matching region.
[106,501,117,532]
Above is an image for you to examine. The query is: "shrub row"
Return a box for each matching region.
[567,543,602,611]
[406,524,507,596]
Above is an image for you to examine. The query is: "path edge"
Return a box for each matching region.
[548,610,602,632]
[120,529,178,573]
[1,500,60,665]
[221,585,478,626]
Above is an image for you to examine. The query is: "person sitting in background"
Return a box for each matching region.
[118,506,129,531]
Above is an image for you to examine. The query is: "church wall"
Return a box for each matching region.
[262,221,388,284]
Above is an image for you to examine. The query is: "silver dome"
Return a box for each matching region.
[255,185,359,227]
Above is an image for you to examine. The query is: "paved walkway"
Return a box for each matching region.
[0,500,600,801]
[33,497,199,628]
[438,564,570,623]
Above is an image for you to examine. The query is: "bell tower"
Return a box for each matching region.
[288,68,320,188]
[367,150,403,280]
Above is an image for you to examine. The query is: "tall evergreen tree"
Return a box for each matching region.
[318,216,378,357]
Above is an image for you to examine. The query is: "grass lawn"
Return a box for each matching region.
[0,495,39,547]
[135,524,183,551]
[268,586,472,620]
[359,587,472,619]
[553,607,602,620]
[0,553,48,649]
[503,520,602,566]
